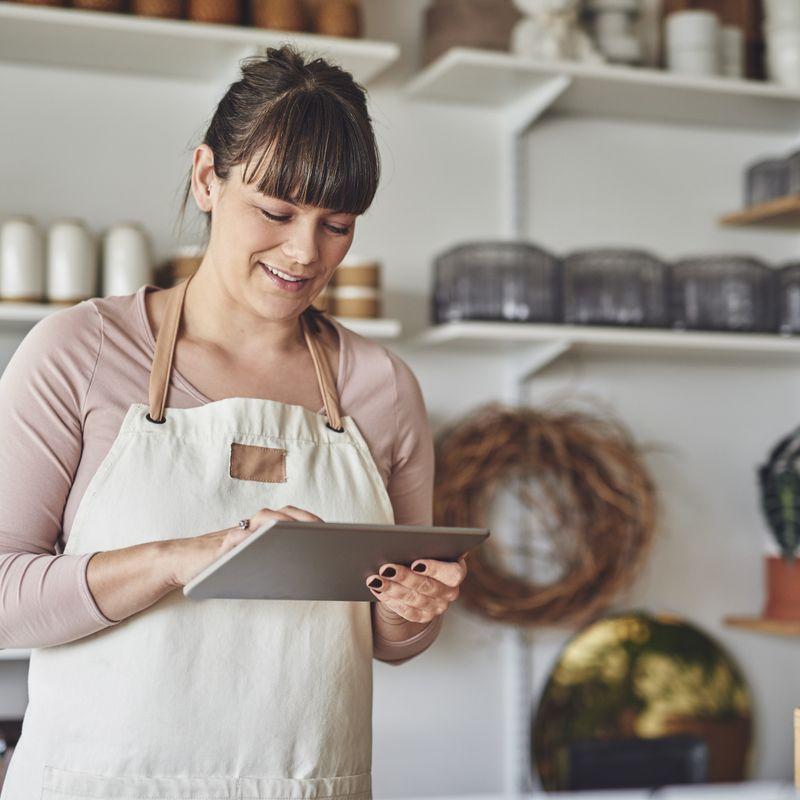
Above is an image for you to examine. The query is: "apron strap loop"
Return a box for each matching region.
[148,277,190,423]
[301,314,344,432]
[148,274,344,430]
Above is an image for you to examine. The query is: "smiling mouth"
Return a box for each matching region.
[260,262,308,282]
[259,261,311,291]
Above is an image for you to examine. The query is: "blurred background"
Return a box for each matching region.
[2,0,800,796]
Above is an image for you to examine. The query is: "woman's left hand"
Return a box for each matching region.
[365,557,468,623]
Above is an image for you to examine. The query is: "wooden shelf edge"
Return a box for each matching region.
[724,615,800,636]
[720,195,800,227]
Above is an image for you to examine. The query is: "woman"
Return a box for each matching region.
[0,45,466,798]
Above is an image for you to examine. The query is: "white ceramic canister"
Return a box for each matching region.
[767,29,800,88]
[764,0,800,28]
[46,218,98,303]
[667,48,719,75]
[720,25,744,78]
[102,222,153,296]
[665,10,720,49]
[0,215,45,301]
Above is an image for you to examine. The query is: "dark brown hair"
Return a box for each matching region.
[177,44,381,330]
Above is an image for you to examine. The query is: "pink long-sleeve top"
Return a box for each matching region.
[0,285,441,664]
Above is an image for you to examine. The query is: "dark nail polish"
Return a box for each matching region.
[412,563,426,573]
[369,578,383,589]
[379,566,396,578]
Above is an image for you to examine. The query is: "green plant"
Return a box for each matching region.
[758,428,800,562]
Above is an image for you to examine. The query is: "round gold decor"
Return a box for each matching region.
[532,611,753,791]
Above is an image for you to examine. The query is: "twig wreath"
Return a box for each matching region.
[434,402,657,627]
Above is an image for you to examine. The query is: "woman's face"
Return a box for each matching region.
[197,153,357,322]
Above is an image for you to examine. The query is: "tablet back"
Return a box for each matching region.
[183,520,489,602]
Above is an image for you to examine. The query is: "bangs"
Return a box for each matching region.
[237,87,379,216]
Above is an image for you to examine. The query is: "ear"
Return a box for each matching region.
[191,144,217,214]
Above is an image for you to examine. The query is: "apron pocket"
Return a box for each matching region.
[41,765,372,800]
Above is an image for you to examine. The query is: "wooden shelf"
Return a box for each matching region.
[720,195,800,227]
[724,616,800,637]
[405,47,800,132]
[0,0,399,83]
[0,649,31,661]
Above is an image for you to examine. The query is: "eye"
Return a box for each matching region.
[326,224,351,236]
[260,209,290,223]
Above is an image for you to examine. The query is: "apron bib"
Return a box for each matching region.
[2,276,395,799]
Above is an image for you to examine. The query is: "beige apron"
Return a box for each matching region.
[2,276,395,799]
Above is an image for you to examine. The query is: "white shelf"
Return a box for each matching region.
[0,0,399,83]
[0,300,401,339]
[334,316,401,340]
[406,47,800,132]
[0,301,59,323]
[0,649,30,661]
[415,321,800,372]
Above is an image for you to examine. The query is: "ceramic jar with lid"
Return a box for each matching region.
[665,10,720,76]
[330,253,381,318]
[102,222,153,297]
[0,215,46,302]
[46,219,98,304]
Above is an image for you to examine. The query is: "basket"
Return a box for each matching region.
[423,0,522,66]
[669,255,777,332]
[432,241,561,324]
[562,248,667,327]
[745,157,789,206]
[777,262,800,334]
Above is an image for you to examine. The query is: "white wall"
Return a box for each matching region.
[2,0,800,795]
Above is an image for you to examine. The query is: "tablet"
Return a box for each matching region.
[182,520,490,602]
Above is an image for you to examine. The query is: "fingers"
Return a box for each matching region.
[248,505,322,529]
[372,595,438,624]
[374,563,459,603]
[278,505,323,522]
[366,568,456,616]
[407,556,468,588]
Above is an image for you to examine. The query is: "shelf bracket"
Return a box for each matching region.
[500,74,572,239]
[507,340,572,396]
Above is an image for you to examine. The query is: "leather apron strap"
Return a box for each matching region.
[147,274,344,431]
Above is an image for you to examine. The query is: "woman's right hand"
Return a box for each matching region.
[167,505,323,588]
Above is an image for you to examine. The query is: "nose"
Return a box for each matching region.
[281,219,319,267]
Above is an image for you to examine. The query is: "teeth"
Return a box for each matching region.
[263,263,304,282]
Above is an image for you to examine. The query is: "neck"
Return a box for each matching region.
[180,260,306,358]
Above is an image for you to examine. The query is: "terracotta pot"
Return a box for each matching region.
[71,0,126,11]
[187,0,240,24]
[250,0,307,30]
[764,555,800,620]
[132,0,182,18]
[312,0,361,38]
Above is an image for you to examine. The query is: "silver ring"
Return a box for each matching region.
[237,518,250,530]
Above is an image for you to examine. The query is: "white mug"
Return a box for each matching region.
[0,216,45,302]
[102,222,153,297]
[46,219,98,303]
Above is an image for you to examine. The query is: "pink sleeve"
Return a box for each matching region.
[0,303,115,649]
[373,351,444,665]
